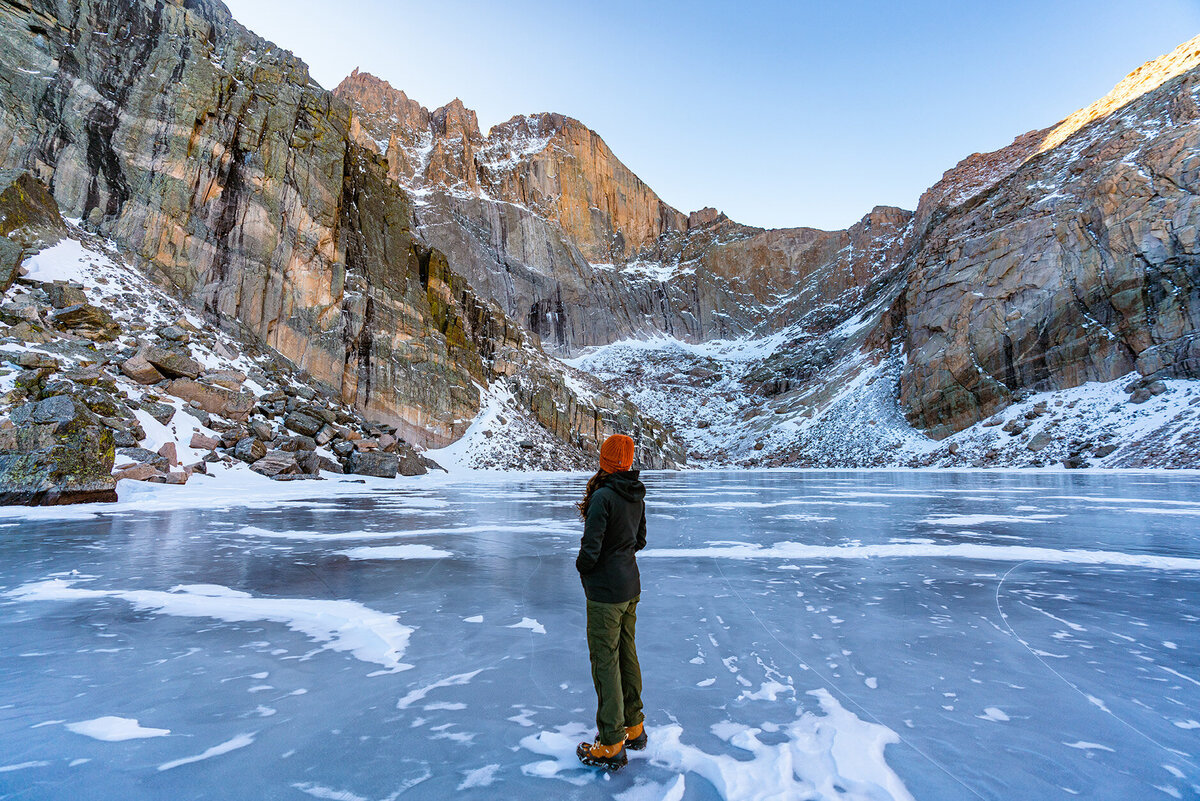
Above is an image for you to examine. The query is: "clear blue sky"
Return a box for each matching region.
[223,0,1200,231]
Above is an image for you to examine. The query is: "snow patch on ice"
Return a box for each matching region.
[1063,740,1114,751]
[921,514,1065,526]
[456,763,501,790]
[0,761,51,773]
[64,716,170,741]
[396,670,486,709]
[336,545,453,560]
[6,579,413,672]
[508,617,547,634]
[157,732,255,771]
[615,775,687,801]
[291,783,368,801]
[519,690,913,800]
[641,542,1200,571]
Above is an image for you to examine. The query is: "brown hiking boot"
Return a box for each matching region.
[625,721,647,751]
[576,739,627,771]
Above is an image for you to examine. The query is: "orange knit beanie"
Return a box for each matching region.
[599,434,635,474]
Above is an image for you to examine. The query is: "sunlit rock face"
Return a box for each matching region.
[0,0,478,444]
[0,0,682,464]
[336,70,685,265]
[335,72,911,353]
[895,35,1200,438]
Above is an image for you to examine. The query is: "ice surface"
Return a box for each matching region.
[2,470,1199,799]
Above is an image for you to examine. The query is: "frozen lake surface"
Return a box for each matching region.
[2,470,1199,800]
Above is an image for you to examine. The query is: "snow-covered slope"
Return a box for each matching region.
[566,333,1200,469]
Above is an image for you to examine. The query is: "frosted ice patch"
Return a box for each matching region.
[158,732,255,771]
[292,783,367,801]
[457,763,500,790]
[241,522,567,540]
[739,679,792,702]
[0,761,50,773]
[397,670,486,709]
[921,514,1065,526]
[65,716,170,741]
[616,775,686,801]
[169,584,252,598]
[520,690,914,800]
[337,545,453,560]
[1063,741,1114,751]
[519,723,595,787]
[6,579,413,672]
[639,542,1200,570]
[508,617,546,634]
[774,513,836,522]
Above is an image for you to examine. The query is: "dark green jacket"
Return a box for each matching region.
[576,470,647,603]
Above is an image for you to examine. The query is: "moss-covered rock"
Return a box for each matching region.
[0,174,64,246]
[0,395,117,505]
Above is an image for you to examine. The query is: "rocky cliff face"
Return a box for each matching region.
[335,70,686,266]
[896,34,1200,438]
[336,72,914,354]
[0,0,681,467]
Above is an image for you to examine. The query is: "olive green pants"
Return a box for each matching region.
[585,596,644,746]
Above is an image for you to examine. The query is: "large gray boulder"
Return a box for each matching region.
[347,450,399,478]
[395,446,429,477]
[50,303,121,341]
[249,450,300,478]
[284,411,323,437]
[143,346,202,380]
[0,237,21,294]
[0,395,117,505]
[233,437,267,463]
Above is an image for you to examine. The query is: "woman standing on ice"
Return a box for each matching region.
[574,434,648,772]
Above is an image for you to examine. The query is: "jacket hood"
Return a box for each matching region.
[603,470,646,503]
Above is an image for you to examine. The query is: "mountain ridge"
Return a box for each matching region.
[0,0,1198,493]
[331,31,1200,464]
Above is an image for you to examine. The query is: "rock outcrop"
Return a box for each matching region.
[335,70,687,265]
[336,71,918,354]
[0,394,117,504]
[895,34,1200,438]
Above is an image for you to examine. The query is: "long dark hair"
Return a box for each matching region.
[577,470,607,519]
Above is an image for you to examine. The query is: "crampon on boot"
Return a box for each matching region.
[576,739,628,771]
[625,721,647,751]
